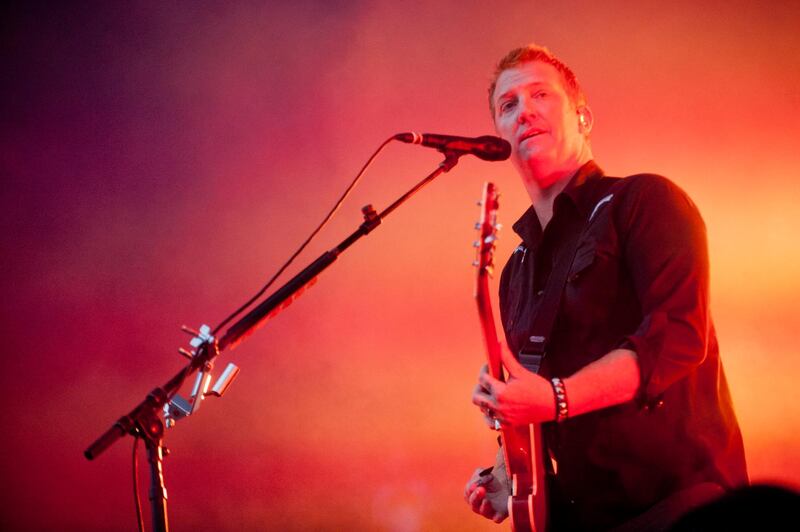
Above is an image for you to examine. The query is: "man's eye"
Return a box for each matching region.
[534,91,547,99]
[500,100,516,112]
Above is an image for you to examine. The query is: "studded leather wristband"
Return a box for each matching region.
[551,377,569,422]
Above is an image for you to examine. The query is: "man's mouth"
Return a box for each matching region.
[519,129,546,143]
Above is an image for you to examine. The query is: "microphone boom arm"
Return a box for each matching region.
[218,150,461,350]
[85,149,463,460]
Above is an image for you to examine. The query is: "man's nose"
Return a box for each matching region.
[516,97,536,124]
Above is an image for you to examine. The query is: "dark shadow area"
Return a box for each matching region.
[668,483,800,531]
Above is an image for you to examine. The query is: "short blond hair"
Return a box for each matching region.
[488,44,586,117]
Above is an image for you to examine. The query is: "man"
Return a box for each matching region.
[464,45,748,531]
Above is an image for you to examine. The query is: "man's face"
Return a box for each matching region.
[492,61,587,179]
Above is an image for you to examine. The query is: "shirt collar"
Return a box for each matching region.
[561,159,605,213]
[512,160,605,249]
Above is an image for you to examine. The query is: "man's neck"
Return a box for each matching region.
[521,153,592,229]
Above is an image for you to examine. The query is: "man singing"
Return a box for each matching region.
[464,44,748,531]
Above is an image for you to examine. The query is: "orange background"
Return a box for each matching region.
[2,1,799,530]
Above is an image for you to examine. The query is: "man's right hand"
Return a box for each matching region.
[464,464,510,523]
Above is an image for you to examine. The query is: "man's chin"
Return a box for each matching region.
[517,148,549,166]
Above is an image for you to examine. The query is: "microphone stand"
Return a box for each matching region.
[84,150,463,532]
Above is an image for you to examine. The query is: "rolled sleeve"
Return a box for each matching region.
[616,175,710,406]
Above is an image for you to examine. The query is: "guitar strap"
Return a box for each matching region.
[518,176,625,374]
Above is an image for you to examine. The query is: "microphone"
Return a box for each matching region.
[394,132,511,161]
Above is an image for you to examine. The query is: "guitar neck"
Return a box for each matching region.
[476,273,504,382]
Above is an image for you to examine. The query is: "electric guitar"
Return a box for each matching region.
[474,182,547,532]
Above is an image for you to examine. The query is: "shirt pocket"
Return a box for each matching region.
[565,235,622,317]
[501,254,533,348]
[568,236,598,283]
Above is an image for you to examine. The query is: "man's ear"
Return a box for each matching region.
[577,105,594,135]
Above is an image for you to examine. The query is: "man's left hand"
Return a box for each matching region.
[471,345,555,426]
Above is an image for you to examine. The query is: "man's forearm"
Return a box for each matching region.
[562,348,640,418]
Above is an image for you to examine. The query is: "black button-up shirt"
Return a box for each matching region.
[498,161,748,530]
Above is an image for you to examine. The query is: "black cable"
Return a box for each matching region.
[158,137,396,463]
[133,435,144,532]
[211,135,396,336]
